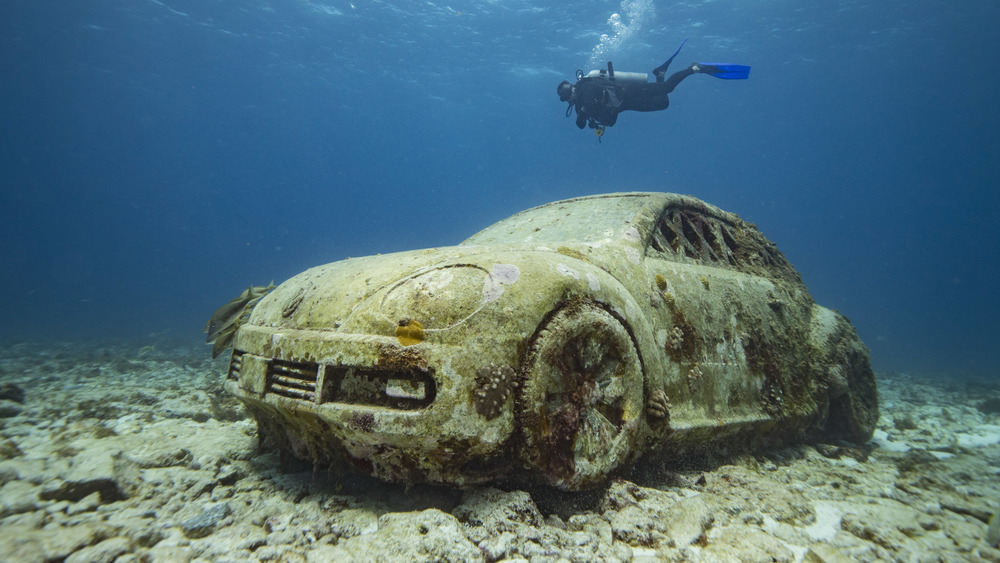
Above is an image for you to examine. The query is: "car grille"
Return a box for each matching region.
[262,359,435,410]
[267,359,319,401]
[227,350,244,381]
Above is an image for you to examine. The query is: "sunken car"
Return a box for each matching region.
[221,192,877,490]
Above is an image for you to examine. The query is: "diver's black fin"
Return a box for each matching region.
[652,38,689,80]
[695,63,751,79]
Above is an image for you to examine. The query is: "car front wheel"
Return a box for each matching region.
[518,302,644,489]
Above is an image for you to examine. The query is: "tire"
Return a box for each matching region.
[826,338,879,443]
[810,306,879,444]
[519,303,644,489]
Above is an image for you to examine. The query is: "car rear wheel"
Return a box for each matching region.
[518,303,644,489]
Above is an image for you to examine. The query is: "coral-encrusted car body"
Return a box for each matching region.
[224,192,877,489]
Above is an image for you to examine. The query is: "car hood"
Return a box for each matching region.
[245,244,579,341]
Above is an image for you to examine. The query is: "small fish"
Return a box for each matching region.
[204,290,253,342]
[204,282,275,357]
[211,324,238,359]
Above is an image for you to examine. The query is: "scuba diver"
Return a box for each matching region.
[557,39,750,139]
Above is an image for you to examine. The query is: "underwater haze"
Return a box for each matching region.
[1,0,998,377]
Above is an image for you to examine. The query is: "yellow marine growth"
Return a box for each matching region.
[394,319,425,346]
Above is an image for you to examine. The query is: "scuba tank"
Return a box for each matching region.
[572,62,649,142]
[581,61,649,86]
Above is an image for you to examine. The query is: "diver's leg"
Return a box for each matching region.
[652,38,689,83]
[620,83,670,112]
[662,65,697,92]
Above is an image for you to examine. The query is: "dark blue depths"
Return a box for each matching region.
[0,0,997,377]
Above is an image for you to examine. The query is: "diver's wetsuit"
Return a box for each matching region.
[569,66,697,130]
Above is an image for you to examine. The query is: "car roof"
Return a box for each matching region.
[461,192,672,246]
[462,191,803,285]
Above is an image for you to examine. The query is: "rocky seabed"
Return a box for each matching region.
[1,342,999,562]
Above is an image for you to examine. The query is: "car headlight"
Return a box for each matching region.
[379,265,491,331]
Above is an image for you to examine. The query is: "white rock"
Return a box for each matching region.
[0,479,40,517]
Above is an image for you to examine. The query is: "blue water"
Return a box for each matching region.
[1,0,997,376]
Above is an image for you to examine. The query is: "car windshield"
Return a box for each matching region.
[461,193,660,246]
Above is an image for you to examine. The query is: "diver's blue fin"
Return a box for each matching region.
[696,63,751,80]
[652,38,689,79]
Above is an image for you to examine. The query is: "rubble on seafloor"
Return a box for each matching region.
[0,341,998,562]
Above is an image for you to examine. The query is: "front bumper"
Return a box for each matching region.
[225,325,517,485]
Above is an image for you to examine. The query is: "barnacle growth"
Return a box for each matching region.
[472,363,518,420]
[667,326,685,351]
[687,362,704,389]
[662,291,675,308]
[647,388,671,421]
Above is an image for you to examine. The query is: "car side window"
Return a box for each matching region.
[647,208,793,279]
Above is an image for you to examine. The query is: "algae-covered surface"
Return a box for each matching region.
[1,341,998,562]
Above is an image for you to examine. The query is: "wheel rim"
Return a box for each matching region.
[519,304,644,489]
